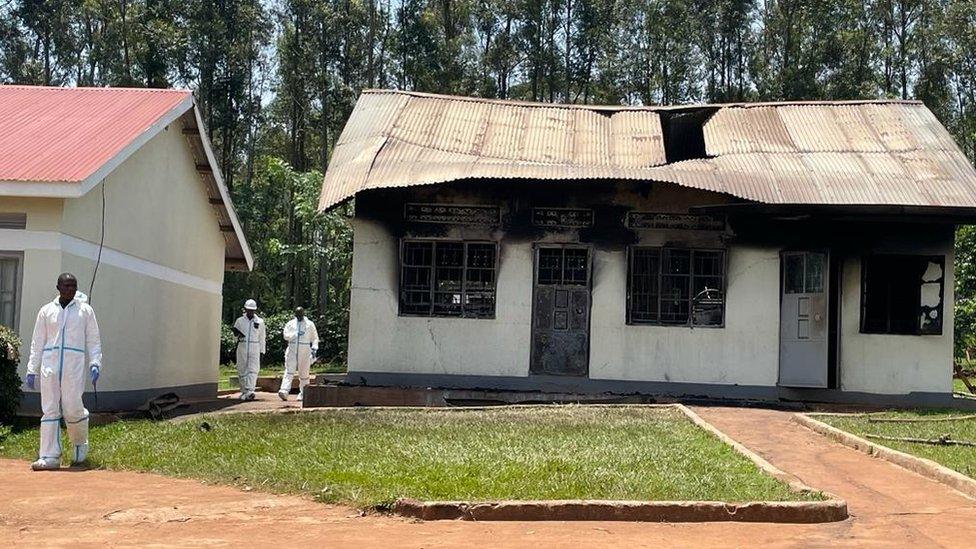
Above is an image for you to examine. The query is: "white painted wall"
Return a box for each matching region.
[348,218,532,376]
[348,219,781,387]
[61,124,226,281]
[590,245,780,385]
[839,236,954,395]
[347,186,956,398]
[61,253,222,392]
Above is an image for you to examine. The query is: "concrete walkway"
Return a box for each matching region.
[1,406,975,547]
[692,406,976,547]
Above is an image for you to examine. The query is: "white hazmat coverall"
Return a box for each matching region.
[27,294,102,463]
[279,317,319,399]
[234,314,265,396]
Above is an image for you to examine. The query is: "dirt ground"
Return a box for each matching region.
[3,406,976,548]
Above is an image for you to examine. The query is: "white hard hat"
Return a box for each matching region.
[244,299,258,310]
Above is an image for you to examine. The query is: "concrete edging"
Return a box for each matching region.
[793,413,976,501]
[392,404,848,523]
[392,497,847,523]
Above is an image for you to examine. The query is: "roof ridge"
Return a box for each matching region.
[0,84,192,94]
[361,88,924,111]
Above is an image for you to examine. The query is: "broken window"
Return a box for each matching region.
[399,240,497,318]
[861,255,944,335]
[628,247,725,327]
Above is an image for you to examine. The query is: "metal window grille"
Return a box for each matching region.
[536,247,589,286]
[628,247,725,327]
[400,240,497,318]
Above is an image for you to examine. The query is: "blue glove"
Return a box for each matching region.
[90,365,100,384]
[25,373,36,390]
[311,347,319,363]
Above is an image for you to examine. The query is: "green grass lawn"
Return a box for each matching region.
[955,378,976,395]
[0,406,813,508]
[218,362,346,390]
[821,411,976,479]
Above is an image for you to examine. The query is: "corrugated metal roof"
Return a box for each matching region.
[0,85,192,182]
[0,85,253,270]
[319,90,976,210]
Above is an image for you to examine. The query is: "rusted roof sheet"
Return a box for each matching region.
[319,89,976,210]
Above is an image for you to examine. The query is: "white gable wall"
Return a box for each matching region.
[6,123,226,409]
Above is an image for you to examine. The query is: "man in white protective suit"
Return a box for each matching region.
[25,273,102,471]
[278,307,319,402]
[233,299,265,400]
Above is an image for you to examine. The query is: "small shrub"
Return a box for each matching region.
[0,325,23,424]
[219,323,237,364]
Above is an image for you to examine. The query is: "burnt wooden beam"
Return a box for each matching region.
[195,163,213,173]
[182,127,200,135]
[208,198,225,205]
[219,224,234,232]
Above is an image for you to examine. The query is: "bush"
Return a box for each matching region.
[0,325,23,424]
[219,323,238,365]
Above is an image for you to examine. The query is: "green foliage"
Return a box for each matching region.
[0,407,814,506]
[223,157,352,362]
[259,310,292,363]
[0,325,23,425]
[219,323,238,365]
[956,225,976,356]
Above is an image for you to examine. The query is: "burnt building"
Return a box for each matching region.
[318,90,975,406]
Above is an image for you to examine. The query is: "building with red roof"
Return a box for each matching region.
[0,85,251,410]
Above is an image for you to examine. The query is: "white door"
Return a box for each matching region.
[779,251,829,388]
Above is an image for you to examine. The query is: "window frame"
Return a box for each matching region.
[626,246,727,328]
[0,251,23,332]
[533,244,592,288]
[397,238,499,319]
[859,253,945,336]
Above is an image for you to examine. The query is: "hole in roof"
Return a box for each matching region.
[661,108,718,163]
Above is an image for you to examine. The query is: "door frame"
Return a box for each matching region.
[529,242,594,377]
[777,248,840,389]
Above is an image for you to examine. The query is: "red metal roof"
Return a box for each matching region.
[0,85,192,183]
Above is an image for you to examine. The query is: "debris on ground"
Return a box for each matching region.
[867,414,976,423]
[866,433,976,447]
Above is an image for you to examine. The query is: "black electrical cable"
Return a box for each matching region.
[89,182,106,304]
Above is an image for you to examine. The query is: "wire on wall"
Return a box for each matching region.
[88,182,106,304]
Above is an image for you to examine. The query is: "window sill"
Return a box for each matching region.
[625,322,725,329]
[858,330,943,336]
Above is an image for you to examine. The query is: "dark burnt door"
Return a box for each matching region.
[530,246,591,376]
